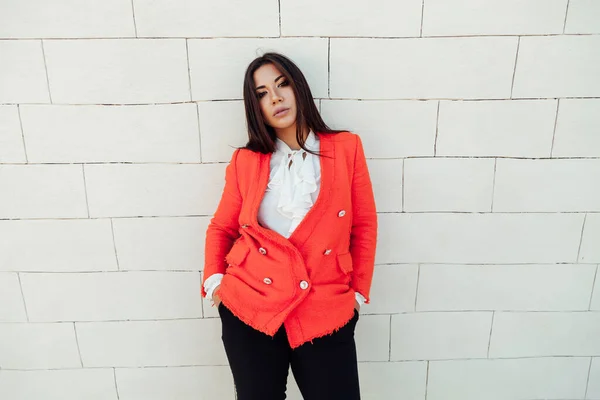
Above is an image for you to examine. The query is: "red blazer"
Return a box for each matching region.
[202,131,377,348]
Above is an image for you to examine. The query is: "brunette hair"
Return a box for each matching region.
[239,52,344,156]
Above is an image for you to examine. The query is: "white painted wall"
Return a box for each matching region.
[0,1,599,399]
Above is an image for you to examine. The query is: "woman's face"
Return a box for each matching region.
[253,63,297,130]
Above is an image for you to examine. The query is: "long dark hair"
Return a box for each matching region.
[240,52,344,156]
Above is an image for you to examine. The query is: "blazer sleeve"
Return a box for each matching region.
[349,134,378,303]
[201,148,243,297]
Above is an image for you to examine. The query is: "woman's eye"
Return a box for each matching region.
[278,80,288,87]
[257,92,266,99]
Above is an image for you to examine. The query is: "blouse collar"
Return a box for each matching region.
[275,130,319,154]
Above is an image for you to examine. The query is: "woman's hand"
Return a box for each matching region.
[354,300,360,313]
[212,285,222,308]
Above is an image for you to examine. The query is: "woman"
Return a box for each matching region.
[201,52,377,400]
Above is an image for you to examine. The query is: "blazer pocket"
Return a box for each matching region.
[336,252,354,275]
[225,242,250,267]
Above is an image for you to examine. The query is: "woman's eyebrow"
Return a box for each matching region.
[255,75,285,90]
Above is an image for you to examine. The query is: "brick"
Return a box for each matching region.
[417,264,596,312]
[0,165,87,219]
[0,40,49,103]
[44,39,189,104]
[0,369,117,400]
[580,214,600,263]
[588,357,600,399]
[493,159,600,212]
[113,216,208,271]
[21,271,202,322]
[404,158,495,212]
[355,315,390,361]
[188,38,328,100]
[76,319,226,367]
[366,264,418,314]
[0,0,134,38]
[197,101,247,163]
[565,0,600,34]
[437,100,556,157]
[21,104,200,163]
[115,366,234,400]
[0,323,80,369]
[134,0,277,38]
[427,357,589,400]
[84,163,226,217]
[377,213,583,264]
[330,37,517,99]
[320,100,437,158]
[513,36,600,98]
[0,273,27,322]
[0,219,117,272]
[366,159,403,213]
[0,106,26,163]
[281,0,421,37]
[592,266,599,311]
[489,311,600,357]
[422,0,567,36]
[390,312,492,361]
[358,361,427,400]
[553,99,600,157]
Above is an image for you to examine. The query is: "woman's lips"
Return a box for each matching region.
[274,108,289,117]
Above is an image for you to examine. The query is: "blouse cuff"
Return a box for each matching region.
[203,273,224,301]
[355,291,367,306]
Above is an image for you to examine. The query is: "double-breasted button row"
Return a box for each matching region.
[262,278,309,291]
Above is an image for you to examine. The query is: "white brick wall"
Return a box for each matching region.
[0,105,27,162]
[553,99,600,157]
[1,0,598,399]
[281,0,422,37]
[20,104,201,163]
[427,357,590,400]
[115,366,235,400]
[44,39,190,104]
[565,0,600,34]
[421,0,568,36]
[436,100,557,157]
[512,36,600,98]
[0,41,49,103]
[330,37,518,99]
[0,369,119,400]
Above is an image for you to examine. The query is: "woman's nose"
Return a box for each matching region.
[271,91,283,103]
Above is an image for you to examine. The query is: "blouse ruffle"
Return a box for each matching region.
[267,130,320,237]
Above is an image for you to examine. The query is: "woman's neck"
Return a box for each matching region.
[275,125,309,151]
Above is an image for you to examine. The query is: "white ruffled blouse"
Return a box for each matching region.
[204,130,366,306]
[257,130,321,238]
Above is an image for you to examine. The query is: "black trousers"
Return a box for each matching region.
[218,303,361,400]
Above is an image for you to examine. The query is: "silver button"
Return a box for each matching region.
[241,224,249,228]
[299,280,309,290]
[323,249,332,255]
[338,210,346,217]
[259,247,267,255]
[263,277,272,285]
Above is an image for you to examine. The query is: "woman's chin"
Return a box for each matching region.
[270,119,296,130]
